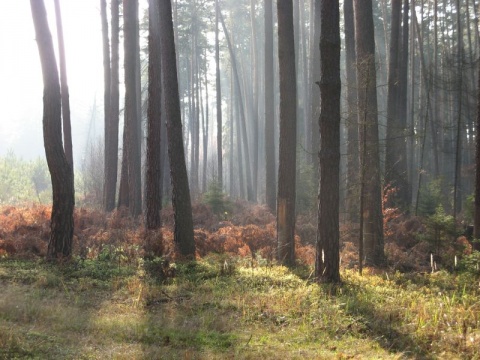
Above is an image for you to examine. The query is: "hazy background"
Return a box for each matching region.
[0,1,117,164]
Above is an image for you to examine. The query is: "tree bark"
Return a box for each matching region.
[354,0,385,266]
[250,0,259,201]
[474,49,480,251]
[159,0,195,257]
[277,0,297,267]
[219,11,254,201]
[53,0,73,169]
[453,0,464,219]
[344,0,359,223]
[215,0,223,188]
[107,0,120,212]
[124,0,142,217]
[309,0,321,171]
[385,0,405,202]
[101,0,113,212]
[30,0,74,260]
[316,0,341,283]
[146,0,162,230]
[265,0,276,212]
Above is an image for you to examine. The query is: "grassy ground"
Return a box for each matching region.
[1,255,479,359]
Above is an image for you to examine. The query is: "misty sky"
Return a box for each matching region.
[0,1,112,164]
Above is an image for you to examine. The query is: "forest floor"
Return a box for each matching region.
[0,205,480,359]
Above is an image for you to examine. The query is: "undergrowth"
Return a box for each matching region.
[1,204,480,358]
[1,256,479,359]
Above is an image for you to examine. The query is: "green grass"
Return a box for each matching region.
[1,256,479,359]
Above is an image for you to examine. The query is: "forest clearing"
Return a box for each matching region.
[3,0,480,358]
[1,204,480,359]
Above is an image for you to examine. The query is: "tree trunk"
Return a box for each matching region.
[219,11,254,201]
[265,0,276,212]
[316,0,341,283]
[250,0,259,201]
[124,0,142,217]
[309,0,321,171]
[453,0,464,219]
[215,0,223,188]
[344,0,359,223]
[396,0,410,207]
[30,0,74,260]
[106,0,120,212]
[53,0,73,169]
[276,0,297,267]
[474,51,480,251]
[159,0,195,258]
[101,0,113,212]
[354,0,385,266]
[118,129,130,209]
[385,0,409,209]
[146,0,162,230]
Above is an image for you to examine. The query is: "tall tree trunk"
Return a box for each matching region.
[53,0,73,169]
[276,0,297,267]
[229,67,235,197]
[107,0,120,212]
[235,87,246,199]
[474,52,480,251]
[385,0,403,204]
[344,0,359,223]
[219,11,254,201]
[158,0,195,257]
[124,0,142,217]
[354,0,385,266]
[265,0,276,212]
[309,0,321,171]
[316,0,341,283]
[396,0,410,207]
[250,0,259,201]
[453,0,464,219]
[30,0,74,260]
[215,0,223,188]
[101,0,113,212]
[118,129,130,209]
[146,0,162,230]
[200,65,207,193]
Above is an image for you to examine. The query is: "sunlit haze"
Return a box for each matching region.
[0,1,115,163]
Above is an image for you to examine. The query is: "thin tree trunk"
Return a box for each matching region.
[30,0,74,260]
[344,0,359,223]
[53,0,73,169]
[474,50,480,251]
[310,0,321,171]
[158,0,195,257]
[453,0,464,219]
[201,63,208,193]
[265,0,276,212]
[250,0,259,200]
[107,0,120,212]
[219,10,254,201]
[101,0,113,212]
[215,0,223,188]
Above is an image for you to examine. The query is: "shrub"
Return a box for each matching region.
[203,180,231,216]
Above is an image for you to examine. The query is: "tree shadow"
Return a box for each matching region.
[138,260,239,359]
[334,282,436,360]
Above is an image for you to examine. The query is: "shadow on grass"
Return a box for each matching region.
[0,257,136,359]
[334,281,435,360]
[139,260,240,359]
